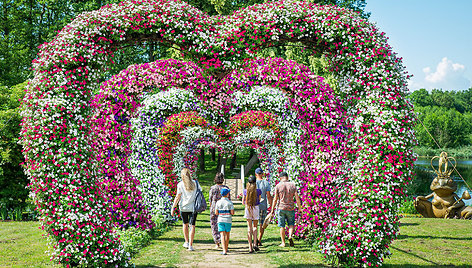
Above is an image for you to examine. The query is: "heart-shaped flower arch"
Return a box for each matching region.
[20,0,415,266]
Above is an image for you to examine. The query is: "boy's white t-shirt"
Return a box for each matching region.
[215,197,234,223]
[176,180,202,212]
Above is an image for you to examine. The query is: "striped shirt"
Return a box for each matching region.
[215,197,234,223]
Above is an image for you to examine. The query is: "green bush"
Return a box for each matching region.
[0,199,38,221]
[150,214,173,238]
[0,202,7,220]
[117,227,152,257]
[414,146,472,158]
[399,199,418,215]
[118,214,173,257]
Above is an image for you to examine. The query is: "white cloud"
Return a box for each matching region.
[413,57,471,90]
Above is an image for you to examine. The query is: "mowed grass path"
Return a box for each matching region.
[1,215,472,267]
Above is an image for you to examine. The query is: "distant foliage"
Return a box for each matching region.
[409,88,472,148]
[0,82,27,210]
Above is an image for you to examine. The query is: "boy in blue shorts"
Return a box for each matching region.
[215,188,234,255]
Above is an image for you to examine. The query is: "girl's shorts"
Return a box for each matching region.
[244,206,260,220]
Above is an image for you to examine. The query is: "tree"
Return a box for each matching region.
[430,89,455,109]
[409,88,434,107]
[451,87,472,113]
[0,82,28,209]
[414,106,471,148]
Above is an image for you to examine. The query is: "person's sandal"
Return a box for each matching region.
[289,238,294,247]
[257,241,262,247]
[254,246,260,252]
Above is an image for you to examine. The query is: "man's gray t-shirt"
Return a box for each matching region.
[256,179,271,208]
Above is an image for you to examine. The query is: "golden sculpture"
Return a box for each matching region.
[414,152,472,219]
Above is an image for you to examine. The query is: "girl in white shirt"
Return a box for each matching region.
[171,168,201,251]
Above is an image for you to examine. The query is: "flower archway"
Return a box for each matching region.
[229,110,286,186]
[20,0,415,266]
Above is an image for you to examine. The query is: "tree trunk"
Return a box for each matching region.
[211,148,216,161]
[249,148,255,159]
[199,149,205,171]
[230,151,237,171]
[218,157,227,175]
[148,41,155,62]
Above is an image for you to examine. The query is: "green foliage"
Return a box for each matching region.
[414,146,472,158]
[118,227,152,257]
[398,199,418,214]
[0,82,28,210]
[410,88,472,149]
[117,214,172,257]
[409,88,434,107]
[309,0,370,19]
[0,199,39,221]
[415,106,471,148]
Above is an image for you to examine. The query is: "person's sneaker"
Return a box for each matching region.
[188,245,195,251]
[288,238,294,247]
[182,242,189,248]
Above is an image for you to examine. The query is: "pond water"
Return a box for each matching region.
[412,158,472,206]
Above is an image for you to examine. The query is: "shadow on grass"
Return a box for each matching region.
[264,246,313,253]
[390,246,440,266]
[385,265,470,268]
[156,236,216,244]
[397,234,472,241]
[399,222,419,227]
[278,265,329,268]
[135,265,178,268]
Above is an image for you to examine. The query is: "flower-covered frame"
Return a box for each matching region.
[20,0,415,266]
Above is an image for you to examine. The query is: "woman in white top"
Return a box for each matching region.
[171,168,201,251]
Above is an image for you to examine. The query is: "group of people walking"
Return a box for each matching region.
[171,167,302,255]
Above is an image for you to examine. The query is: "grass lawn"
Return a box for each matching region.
[0,221,59,267]
[384,217,472,267]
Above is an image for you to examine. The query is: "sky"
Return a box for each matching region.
[365,0,472,91]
